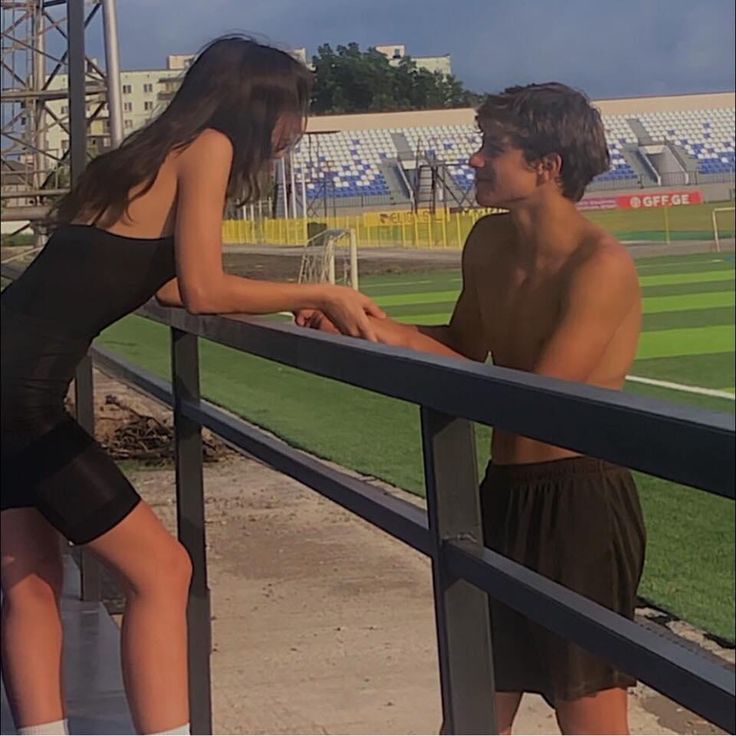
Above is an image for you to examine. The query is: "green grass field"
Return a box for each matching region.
[96,251,736,641]
[584,201,735,242]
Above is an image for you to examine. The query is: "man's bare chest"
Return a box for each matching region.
[477,271,566,369]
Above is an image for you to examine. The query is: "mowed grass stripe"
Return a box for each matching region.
[372,280,734,306]
[366,271,733,305]
[643,291,735,313]
[361,271,460,295]
[625,379,735,413]
[629,253,728,267]
[387,301,457,319]
[632,352,735,391]
[365,280,461,298]
[361,258,730,283]
[637,325,734,359]
[360,260,732,294]
[376,289,462,308]
[387,302,734,328]
[371,278,734,303]
[642,280,735,298]
[387,304,736,331]
[635,262,733,278]
[643,307,736,332]
[394,311,463,325]
[639,269,734,286]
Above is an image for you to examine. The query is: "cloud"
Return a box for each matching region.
[112,0,734,98]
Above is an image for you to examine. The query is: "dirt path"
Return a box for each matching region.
[93,371,731,735]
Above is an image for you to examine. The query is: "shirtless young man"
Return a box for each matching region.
[299,83,646,735]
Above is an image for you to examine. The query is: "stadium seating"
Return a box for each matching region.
[637,109,735,175]
[402,125,480,190]
[294,129,396,198]
[593,116,639,184]
[294,106,734,203]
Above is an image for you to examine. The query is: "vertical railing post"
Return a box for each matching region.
[420,407,497,735]
[73,354,102,602]
[68,0,101,602]
[171,327,213,735]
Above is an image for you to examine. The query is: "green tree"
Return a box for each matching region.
[311,43,482,114]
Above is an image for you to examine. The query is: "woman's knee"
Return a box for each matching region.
[1,560,64,610]
[85,502,193,600]
[125,537,192,599]
[1,509,65,602]
[164,539,193,590]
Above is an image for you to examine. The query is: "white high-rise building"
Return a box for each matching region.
[44,60,182,158]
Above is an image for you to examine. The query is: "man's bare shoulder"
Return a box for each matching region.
[463,212,513,265]
[572,228,639,296]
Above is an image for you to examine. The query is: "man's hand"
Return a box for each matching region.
[295,309,409,345]
[295,309,441,353]
[293,308,340,334]
[369,316,415,347]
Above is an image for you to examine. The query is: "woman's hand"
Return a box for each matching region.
[295,307,414,349]
[317,286,385,341]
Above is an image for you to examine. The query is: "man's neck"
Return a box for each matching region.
[508,192,588,267]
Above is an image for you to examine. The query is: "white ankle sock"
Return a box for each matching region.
[150,724,190,736]
[17,719,69,736]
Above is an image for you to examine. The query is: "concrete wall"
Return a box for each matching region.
[306,91,735,133]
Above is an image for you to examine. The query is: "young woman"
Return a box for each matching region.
[1,35,383,736]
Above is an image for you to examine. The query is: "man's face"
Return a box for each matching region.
[469,125,539,208]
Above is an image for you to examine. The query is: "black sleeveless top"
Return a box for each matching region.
[1,224,176,342]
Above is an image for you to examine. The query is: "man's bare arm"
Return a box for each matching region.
[302,220,493,361]
[533,244,639,381]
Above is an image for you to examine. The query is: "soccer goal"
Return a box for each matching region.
[298,228,359,290]
[711,206,735,253]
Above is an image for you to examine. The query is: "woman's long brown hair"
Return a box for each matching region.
[51,35,312,226]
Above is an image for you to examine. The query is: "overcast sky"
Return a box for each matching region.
[97,0,734,99]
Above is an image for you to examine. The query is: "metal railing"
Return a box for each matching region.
[2,262,735,735]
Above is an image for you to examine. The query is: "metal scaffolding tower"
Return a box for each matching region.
[1,0,122,238]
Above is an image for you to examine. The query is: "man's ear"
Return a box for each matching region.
[537,152,563,185]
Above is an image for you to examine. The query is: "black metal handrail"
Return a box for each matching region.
[2,261,734,734]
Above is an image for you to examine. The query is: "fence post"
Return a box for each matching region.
[73,356,104,601]
[67,0,103,602]
[420,407,497,735]
[171,328,213,735]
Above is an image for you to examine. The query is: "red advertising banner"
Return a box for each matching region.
[577,196,619,211]
[579,190,704,211]
[616,191,703,208]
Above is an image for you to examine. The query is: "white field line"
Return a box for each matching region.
[627,375,735,400]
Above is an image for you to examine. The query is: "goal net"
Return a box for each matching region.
[298,228,359,290]
[712,206,735,253]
